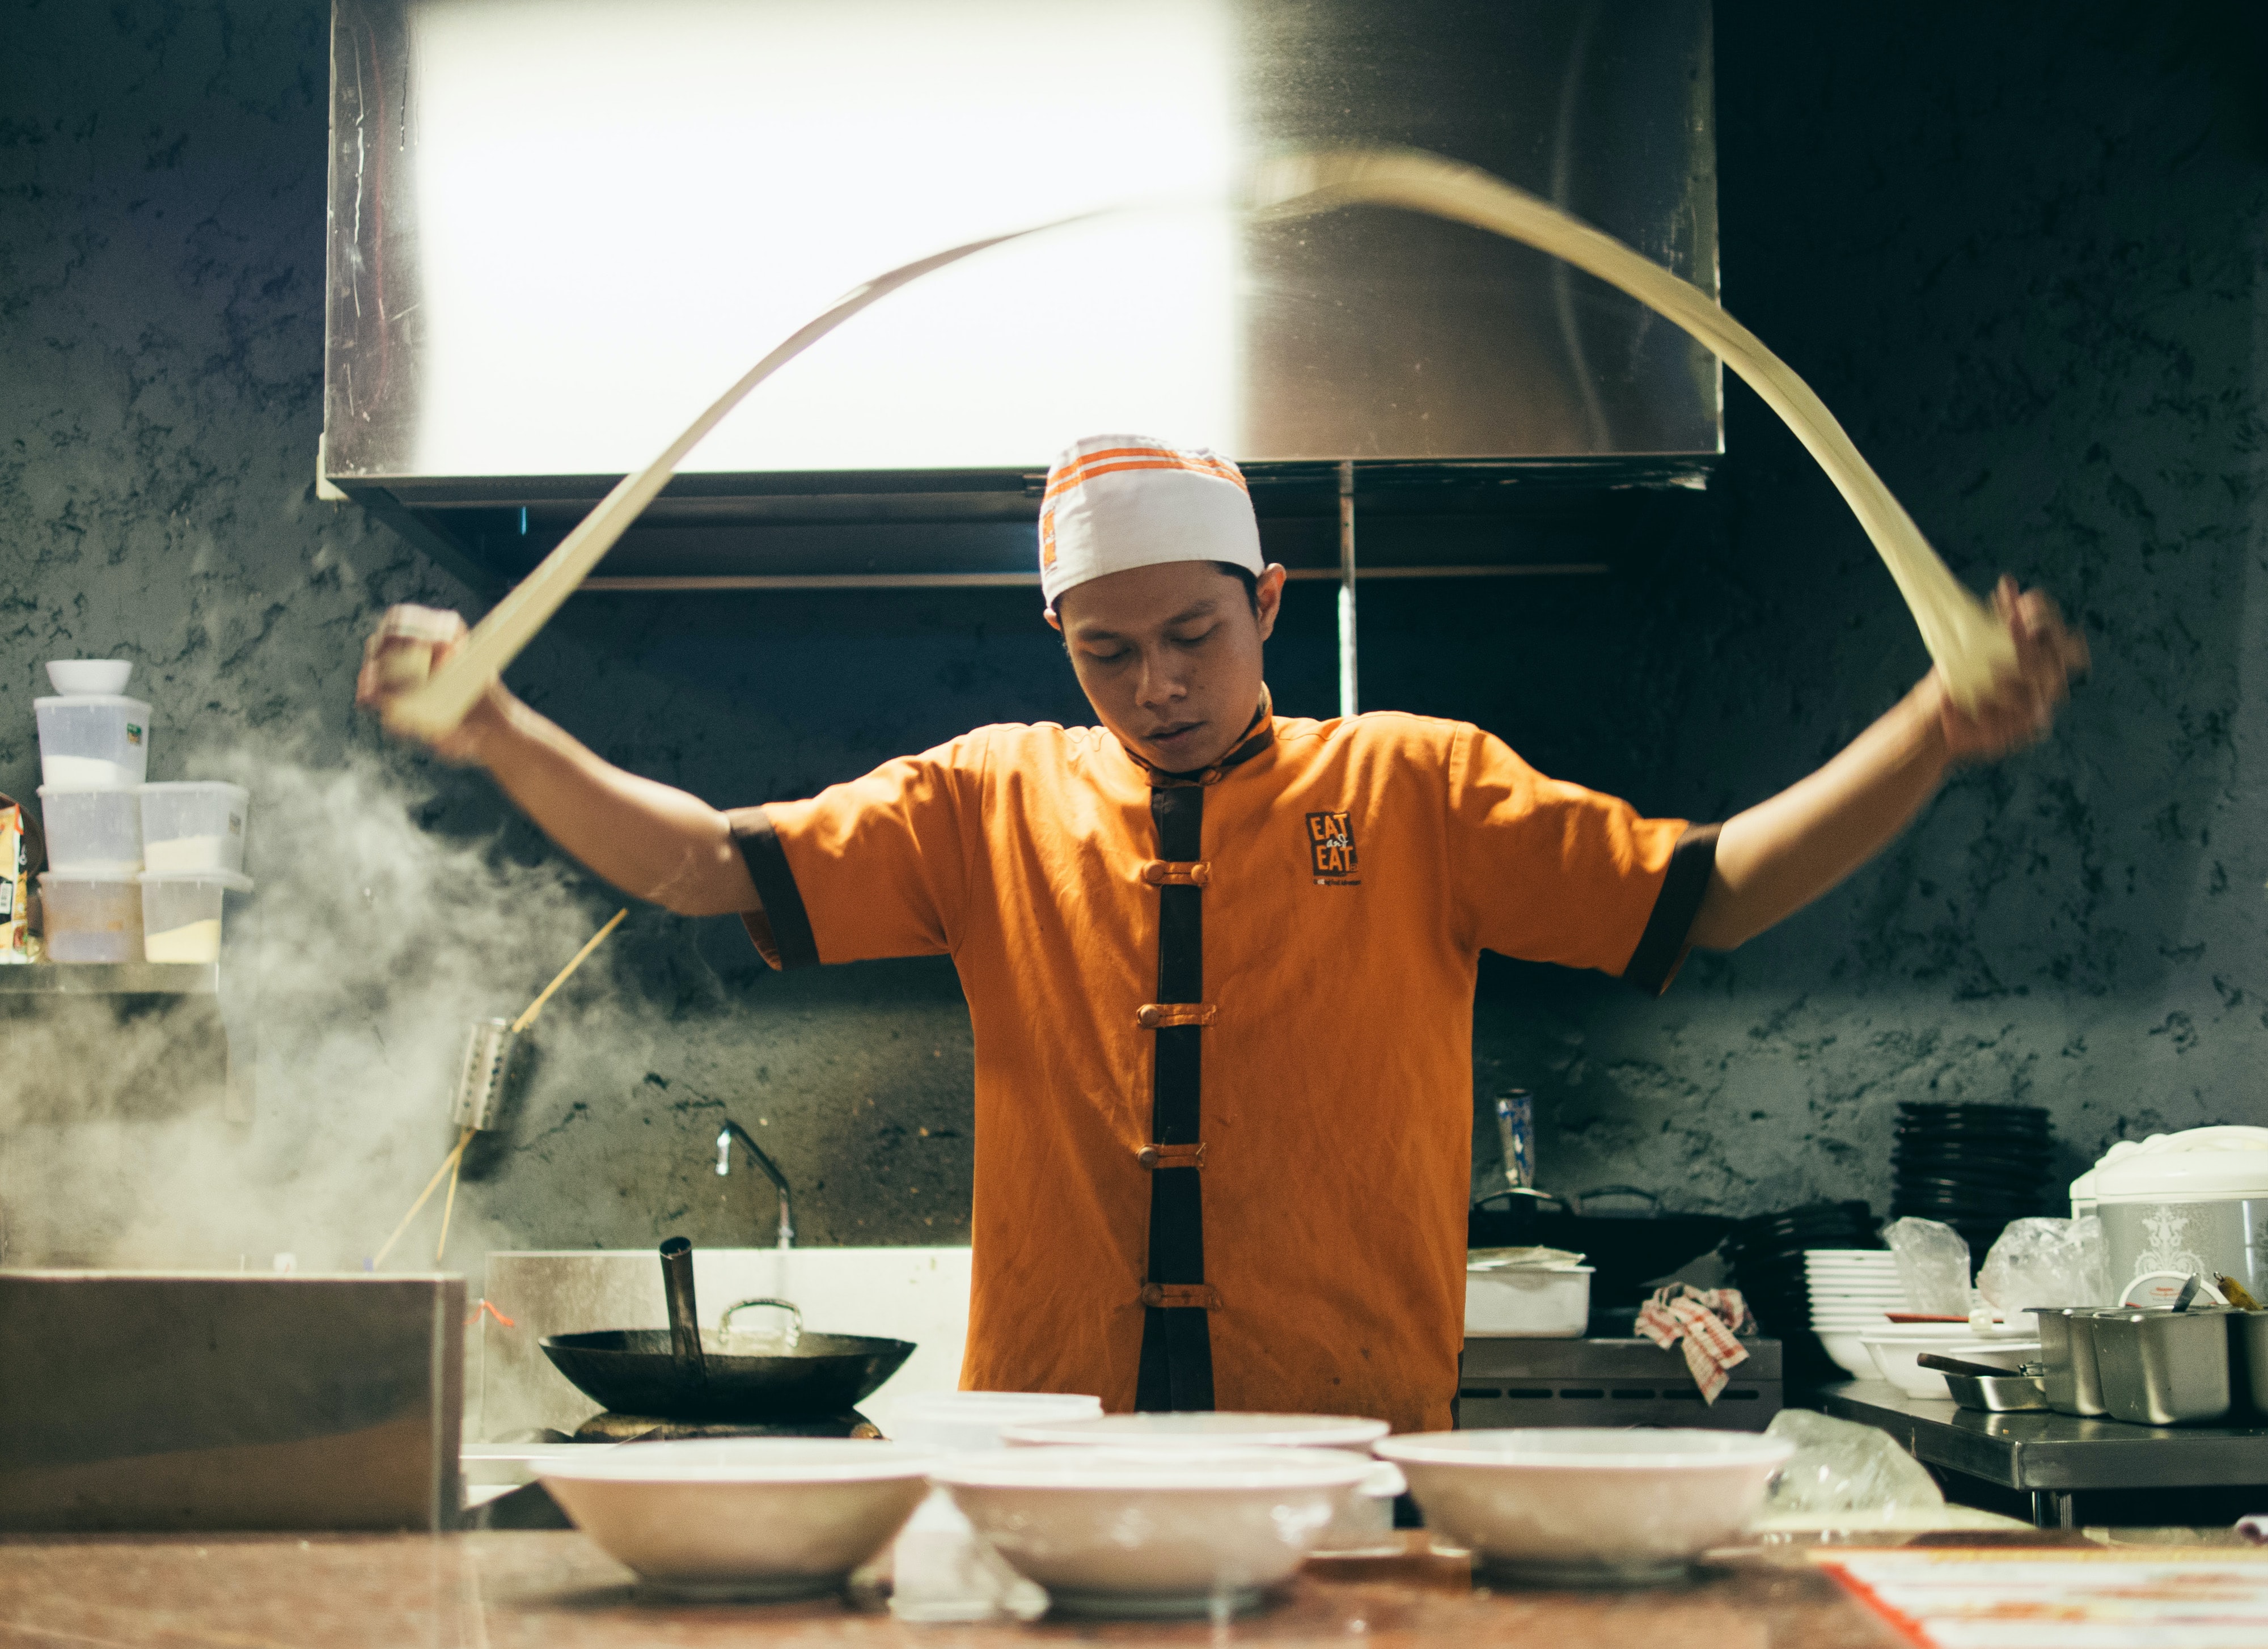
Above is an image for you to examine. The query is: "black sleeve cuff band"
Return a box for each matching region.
[734,807,821,970]
[1622,822,1720,997]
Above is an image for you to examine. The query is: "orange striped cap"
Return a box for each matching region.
[1039,434,1262,612]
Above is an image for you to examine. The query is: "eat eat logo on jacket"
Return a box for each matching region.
[1305,810,1359,885]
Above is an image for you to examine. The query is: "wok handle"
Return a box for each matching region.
[720,1296,805,1347]
[659,1237,707,1393]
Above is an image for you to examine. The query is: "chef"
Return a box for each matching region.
[360,434,2086,1432]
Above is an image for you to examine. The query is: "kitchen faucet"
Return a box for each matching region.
[716,1120,795,1249]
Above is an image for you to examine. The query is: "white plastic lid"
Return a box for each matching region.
[39,869,140,885]
[2094,1149,2268,1201]
[36,785,139,798]
[32,695,151,712]
[134,870,254,891]
[139,781,250,800]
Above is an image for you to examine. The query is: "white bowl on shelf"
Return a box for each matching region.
[1860,1333,2038,1398]
[44,659,132,695]
[932,1445,1368,1618]
[538,1439,937,1601]
[1377,1428,1795,1587]
[1815,1332,1878,1379]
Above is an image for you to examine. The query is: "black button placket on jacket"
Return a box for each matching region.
[1134,781,1214,1410]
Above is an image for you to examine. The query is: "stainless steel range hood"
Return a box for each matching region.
[321,0,1716,587]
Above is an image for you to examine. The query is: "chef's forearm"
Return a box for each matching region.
[1687,680,1950,950]
[461,689,762,917]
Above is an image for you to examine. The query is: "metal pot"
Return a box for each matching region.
[1467,1185,1730,1310]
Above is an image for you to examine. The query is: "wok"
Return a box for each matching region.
[539,1238,915,1422]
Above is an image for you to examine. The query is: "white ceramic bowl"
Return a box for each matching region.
[1000,1410,1389,1451]
[1810,1292,1903,1301]
[882,1390,1102,1451]
[997,1412,1402,1557]
[1375,1429,1795,1587]
[45,659,132,695]
[1816,1331,1877,1378]
[932,1445,1369,1618]
[1859,1333,2038,1398]
[538,1439,936,1600]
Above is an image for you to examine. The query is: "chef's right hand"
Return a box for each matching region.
[355,605,506,766]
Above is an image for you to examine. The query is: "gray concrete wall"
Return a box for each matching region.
[1,2,2261,1273]
[1505,5,2268,1211]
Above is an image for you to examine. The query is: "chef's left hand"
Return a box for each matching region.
[1927,576,2091,764]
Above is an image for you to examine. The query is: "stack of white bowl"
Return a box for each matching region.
[1805,1249,1909,1378]
[33,659,253,964]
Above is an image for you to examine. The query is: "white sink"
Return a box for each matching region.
[477,1247,972,1440]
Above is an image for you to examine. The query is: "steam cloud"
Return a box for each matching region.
[0,731,623,1274]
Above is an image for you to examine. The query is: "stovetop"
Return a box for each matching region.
[568,1409,879,1442]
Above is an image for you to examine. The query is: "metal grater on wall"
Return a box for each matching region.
[1456,1337,1782,1432]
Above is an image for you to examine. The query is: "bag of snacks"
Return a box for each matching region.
[0,795,43,961]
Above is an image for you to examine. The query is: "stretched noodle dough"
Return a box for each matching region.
[1246,150,2015,707]
[391,149,2012,738]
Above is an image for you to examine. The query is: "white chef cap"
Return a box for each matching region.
[1039,434,1264,614]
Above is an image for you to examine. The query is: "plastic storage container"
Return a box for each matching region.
[138,870,252,963]
[33,695,150,789]
[40,871,145,962]
[38,787,141,873]
[139,781,249,874]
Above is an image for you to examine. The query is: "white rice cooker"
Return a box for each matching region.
[2077,1126,2268,1308]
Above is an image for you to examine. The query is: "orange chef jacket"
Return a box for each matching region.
[730,692,1714,1434]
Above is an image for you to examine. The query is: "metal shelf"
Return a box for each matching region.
[1820,1380,2268,1489]
[0,963,218,996]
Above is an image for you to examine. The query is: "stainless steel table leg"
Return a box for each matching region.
[2030,1490,2076,1529]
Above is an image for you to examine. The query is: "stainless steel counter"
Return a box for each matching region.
[1820,1379,2268,1527]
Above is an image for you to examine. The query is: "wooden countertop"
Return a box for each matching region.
[0,1530,1925,1647]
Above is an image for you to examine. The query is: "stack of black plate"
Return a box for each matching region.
[1721,1200,1878,1341]
[1891,1101,2053,1257]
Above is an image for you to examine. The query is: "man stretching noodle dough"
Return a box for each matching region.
[359,434,2087,1431]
